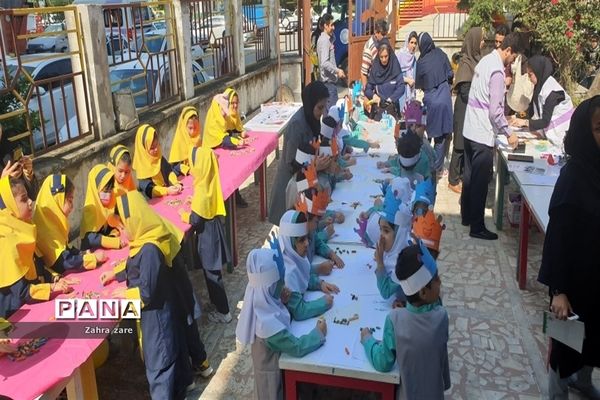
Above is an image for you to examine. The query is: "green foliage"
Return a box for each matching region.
[461,0,598,93]
[0,76,41,154]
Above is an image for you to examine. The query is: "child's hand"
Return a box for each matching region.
[112,287,127,298]
[320,281,340,295]
[382,168,391,174]
[316,260,334,276]
[95,250,107,264]
[0,340,16,355]
[331,253,345,268]
[119,235,129,248]
[375,236,385,269]
[280,286,291,305]
[345,157,357,167]
[324,294,334,308]
[335,212,345,224]
[324,216,334,225]
[315,155,331,172]
[317,319,328,336]
[52,278,73,295]
[342,153,352,160]
[374,197,383,208]
[359,211,368,220]
[343,170,353,180]
[368,140,380,149]
[167,185,182,196]
[100,271,116,286]
[360,327,373,343]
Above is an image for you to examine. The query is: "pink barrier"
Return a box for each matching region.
[0,131,278,399]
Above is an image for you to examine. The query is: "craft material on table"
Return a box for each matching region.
[7,337,48,361]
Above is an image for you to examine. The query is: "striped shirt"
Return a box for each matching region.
[361,36,378,77]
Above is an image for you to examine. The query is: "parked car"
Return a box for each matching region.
[134,30,205,61]
[26,23,68,53]
[279,9,299,33]
[109,55,212,108]
[2,54,79,151]
[193,15,254,48]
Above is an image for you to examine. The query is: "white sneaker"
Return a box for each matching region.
[207,311,232,323]
[194,360,214,378]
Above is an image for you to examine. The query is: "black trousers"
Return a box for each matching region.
[448,149,464,186]
[460,138,493,232]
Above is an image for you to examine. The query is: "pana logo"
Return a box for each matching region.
[55,299,141,320]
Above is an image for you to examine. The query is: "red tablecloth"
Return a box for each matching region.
[0,131,278,399]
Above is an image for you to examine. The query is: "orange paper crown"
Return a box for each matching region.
[412,210,445,252]
[331,136,339,157]
[295,190,330,217]
[310,138,321,154]
[302,161,318,188]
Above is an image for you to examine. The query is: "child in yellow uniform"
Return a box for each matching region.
[108,144,135,195]
[168,106,201,177]
[133,124,183,199]
[0,176,71,318]
[180,146,232,323]
[33,174,106,274]
[80,164,127,251]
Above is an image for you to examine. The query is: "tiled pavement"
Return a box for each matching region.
[96,139,599,399]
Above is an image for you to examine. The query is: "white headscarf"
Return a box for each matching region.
[382,203,413,276]
[390,177,412,204]
[366,211,381,248]
[236,248,291,345]
[280,210,311,293]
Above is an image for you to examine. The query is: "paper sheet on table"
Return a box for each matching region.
[514,171,558,186]
[543,311,585,353]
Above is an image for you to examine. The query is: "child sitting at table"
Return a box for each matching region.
[179,146,232,324]
[284,142,318,211]
[413,209,445,259]
[0,176,71,319]
[374,188,412,302]
[279,210,339,321]
[80,165,126,251]
[320,116,353,183]
[33,174,106,274]
[360,241,450,399]
[411,178,436,217]
[103,191,194,399]
[108,144,135,195]
[236,245,327,400]
[295,190,345,275]
[202,88,249,207]
[168,106,201,177]
[329,102,380,154]
[378,129,431,186]
[132,124,183,199]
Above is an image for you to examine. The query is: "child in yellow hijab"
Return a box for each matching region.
[168,106,201,176]
[203,88,250,207]
[133,124,183,199]
[0,176,71,319]
[33,174,106,274]
[100,191,212,396]
[108,144,136,195]
[180,146,232,323]
[80,164,127,251]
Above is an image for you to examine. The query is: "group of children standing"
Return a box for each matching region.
[237,81,451,399]
[0,88,248,399]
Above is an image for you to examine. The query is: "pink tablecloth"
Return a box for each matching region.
[149,130,278,229]
[0,248,129,400]
[0,131,278,399]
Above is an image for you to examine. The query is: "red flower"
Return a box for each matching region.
[565,30,574,39]
[551,0,559,4]
[567,19,574,29]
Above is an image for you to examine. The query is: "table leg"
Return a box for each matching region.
[494,149,508,231]
[225,196,238,272]
[259,160,268,221]
[517,198,531,290]
[66,356,98,400]
[283,370,395,400]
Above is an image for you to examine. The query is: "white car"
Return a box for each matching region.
[27,23,68,53]
[135,29,205,61]
[2,54,78,151]
[109,55,212,109]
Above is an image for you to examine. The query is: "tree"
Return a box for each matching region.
[459,0,600,95]
[0,75,41,154]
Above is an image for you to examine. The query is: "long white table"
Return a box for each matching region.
[279,121,400,399]
[243,102,302,135]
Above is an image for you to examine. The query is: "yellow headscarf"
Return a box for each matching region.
[189,146,226,219]
[32,174,69,267]
[202,88,243,149]
[132,124,161,179]
[116,191,183,267]
[168,106,201,164]
[108,144,136,194]
[80,164,116,239]
[0,176,37,288]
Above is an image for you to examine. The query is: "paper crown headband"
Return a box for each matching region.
[354,211,381,248]
[412,210,445,253]
[391,239,438,295]
[267,231,285,283]
[321,116,337,139]
[413,178,436,208]
[295,147,315,166]
[319,136,339,157]
[380,177,412,204]
[296,161,318,192]
[404,100,426,125]
[379,185,409,226]
[295,190,330,217]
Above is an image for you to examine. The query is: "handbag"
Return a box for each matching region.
[507,55,534,113]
